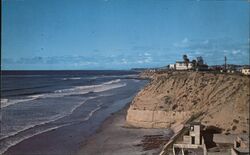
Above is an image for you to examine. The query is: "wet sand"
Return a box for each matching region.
[77,106,173,155]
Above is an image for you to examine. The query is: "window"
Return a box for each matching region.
[191,136,195,144]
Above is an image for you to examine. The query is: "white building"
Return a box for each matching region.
[169,64,176,70]
[175,61,193,70]
[241,68,250,75]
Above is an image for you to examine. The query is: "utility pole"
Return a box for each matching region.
[224,56,227,70]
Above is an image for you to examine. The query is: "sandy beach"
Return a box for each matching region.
[77,105,173,155]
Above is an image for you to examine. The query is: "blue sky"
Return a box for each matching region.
[2,0,249,70]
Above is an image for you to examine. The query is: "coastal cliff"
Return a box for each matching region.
[126,71,250,134]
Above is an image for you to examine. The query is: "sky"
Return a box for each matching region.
[2,0,249,70]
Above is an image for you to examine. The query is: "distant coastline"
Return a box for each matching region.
[1,70,138,75]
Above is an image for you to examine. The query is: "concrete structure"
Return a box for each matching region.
[173,122,207,155]
[160,124,249,155]
[208,134,249,155]
[231,135,249,155]
[234,135,249,149]
[213,134,237,144]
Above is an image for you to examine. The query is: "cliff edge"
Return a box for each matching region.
[126,71,249,134]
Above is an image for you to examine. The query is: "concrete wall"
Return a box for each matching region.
[207,151,231,155]
[183,135,191,144]
[126,109,191,128]
[213,134,236,144]
[194,125,201,145]
[190,125,201,145]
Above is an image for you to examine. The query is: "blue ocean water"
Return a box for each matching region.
[0,70,147,154]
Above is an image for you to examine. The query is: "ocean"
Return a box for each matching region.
[0,70,148,155]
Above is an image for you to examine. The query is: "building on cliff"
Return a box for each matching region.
[176,61,193,70]
[241,66,250,75]
[169,61,193,70]
[169,56,208,71]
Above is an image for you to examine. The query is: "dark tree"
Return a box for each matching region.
[197,56,204,66]
[192,59,197,69]
[183,54,188,61]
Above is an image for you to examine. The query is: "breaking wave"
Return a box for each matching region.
[0,96,104,155]
[2,79,125,108]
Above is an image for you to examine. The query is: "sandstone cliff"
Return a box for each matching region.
[126,71,250,134]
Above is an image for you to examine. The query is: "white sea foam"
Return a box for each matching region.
[56,79,121,92]
[102,79,121,84]
[0,96,104,155]
[83,106,101,121]
[62,76,101,80]
[0,96,98,140]
[1,97,39,108]
[62,77,82,80]
[0,124,67,155]
[132,79,141,82]
[88,76,98,80]
[0,113,63,140]
[2,79,125,108]
[51,79,125,97]
[99,74,138,79]
[81,101,105,122]
[1,98,8,106]
[1,93,111,140]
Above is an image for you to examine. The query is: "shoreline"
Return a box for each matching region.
[2,98,134,155]
[3,79,148,155]
[76,103,173,155]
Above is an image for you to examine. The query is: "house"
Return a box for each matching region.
[168,62,193,70]
[241,67,250,75]
[226,64,242,73]
[169,64,176,70]
[175,61,193,70]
